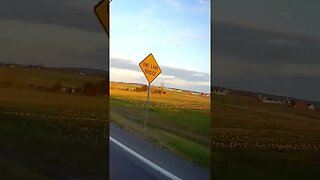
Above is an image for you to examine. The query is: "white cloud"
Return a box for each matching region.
[198,0,209,4]
[110,65,210,92]
[165,0,182,8]
[110,68,144,83]
[158,74,209,87]
[171,28,208,41]
[193,73,206,77]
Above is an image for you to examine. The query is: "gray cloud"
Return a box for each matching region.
[213,22,320,65]
[0,0,109,70]
[111,58,210,83]
[214,0,320,38]
[0,20,108,70]
[212,22,320,101]
[212,1,320,101]
[0,0,102,33]
[215,72,320,102]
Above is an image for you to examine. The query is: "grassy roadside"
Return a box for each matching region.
[110,94,211,168]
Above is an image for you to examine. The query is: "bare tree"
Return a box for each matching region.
[161,82,165,90]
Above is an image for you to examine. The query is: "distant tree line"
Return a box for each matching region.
[82,79,108,96]
[48,79,108,96]
[135,85,148,92]
[122,85,166,94]
[123,85,148,92]
[154,89,166,94]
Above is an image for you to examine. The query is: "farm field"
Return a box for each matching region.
[0,66,108,178]
[110,82,211,168]
[212,92,320,179]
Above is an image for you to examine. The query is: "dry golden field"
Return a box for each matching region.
[110,81,210,111]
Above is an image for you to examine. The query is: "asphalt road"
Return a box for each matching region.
[110,137,169,180]
[109,122,210,180]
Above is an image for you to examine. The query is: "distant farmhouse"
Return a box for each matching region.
[190,90,210,96]
[307,104,316,110]
[163,87,209,96]
[212,89,228,95]
[164,87,182,93]
[259,95,283,104]
[262,99,283,104]
[211,86,320,111]
[291,100,307,108]
[259,94,320,111]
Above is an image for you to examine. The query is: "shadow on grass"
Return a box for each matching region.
[212,150,320,180]
[0,113,108,179]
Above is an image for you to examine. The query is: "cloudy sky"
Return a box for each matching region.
[213,0,320,101]
[0,0,108,69]
[110,0,210,93]
[0,0,210,93]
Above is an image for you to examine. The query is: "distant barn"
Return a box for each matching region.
[292,101,307,108]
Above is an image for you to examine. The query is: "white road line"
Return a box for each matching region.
[110,136,182,180]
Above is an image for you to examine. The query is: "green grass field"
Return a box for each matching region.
[0,66,108,178]
[212,93,320,179]
[110,82,211,168]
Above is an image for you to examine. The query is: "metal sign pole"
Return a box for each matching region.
[143,82,151,132]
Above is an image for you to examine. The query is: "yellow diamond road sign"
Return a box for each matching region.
[94,0,109,35]
[139,53,162,84]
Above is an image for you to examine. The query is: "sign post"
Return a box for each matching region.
[139,53,162,132]
[143,82,151,131]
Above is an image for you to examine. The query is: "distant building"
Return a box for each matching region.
[213,89,228,95]
[262,99,283,104]
[308,104,316,110]
[213,92,227,95]
[164,87,182,92]
[293,101,307,108]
